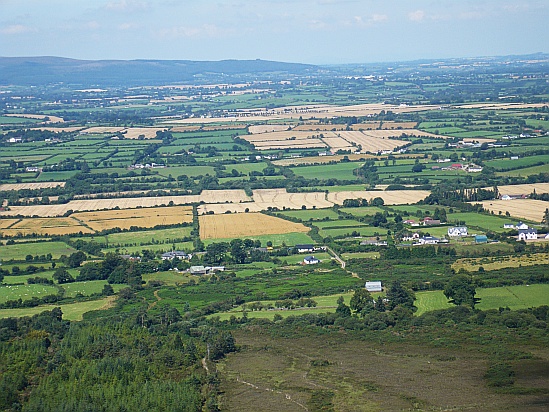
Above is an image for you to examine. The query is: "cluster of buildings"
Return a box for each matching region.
[128,163,165,170]
[432,163,483,173]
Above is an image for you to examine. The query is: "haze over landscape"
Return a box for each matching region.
[0,1,549,412]
[1,0,548,63]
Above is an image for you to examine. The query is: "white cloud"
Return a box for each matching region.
[106,0,148,12]
[84,21,100,30]
[0,24,36,34]
[118,22,138,30]
[408,10,425,22]
[154,24,235,39]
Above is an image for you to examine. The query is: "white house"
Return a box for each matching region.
[401,232,420,242]
[518,228,537,241]
[365,281,382,293]
[516,222,529,230]
[503,223,515,229]
[303,256,320,265]
[418,236,440,245]
[448,226,468,237]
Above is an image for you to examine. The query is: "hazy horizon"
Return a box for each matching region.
[1,0,548,65]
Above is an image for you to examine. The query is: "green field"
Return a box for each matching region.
[277,208,340,221]
[0,297,115,321]
[91,227,193,246]
[448,212,519,232]
[0,242,77,261]
[61,281,126,297]
[314,219,367,229]
[0,284,59,304]
[497,164,549,177]
[319,226,385,238]
[143,270,191,286]
[202,232,315,247]
[290,162,361,180]
[415,284,549,315]
[281,252,332,265]
[340,207,386,216]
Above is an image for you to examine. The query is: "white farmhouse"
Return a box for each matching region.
[448,226,468,237]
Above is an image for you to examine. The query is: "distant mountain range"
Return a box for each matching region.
[0,56,317,86]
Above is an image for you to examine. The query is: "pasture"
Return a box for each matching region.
[0,284,58,304]
[414,284,549,315]
[0,241,76,261]
[199,213,309,240]
[0,296,117,321]
[277,208,340,221]
[202,232,314,247]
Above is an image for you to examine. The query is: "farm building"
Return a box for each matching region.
[448,226,468,237]
[401,232,420,242]
[303,256,320,265]
[161,251,191,260]
[190,266,207,275]
[475,235,488,243]
[365,281,382,293]
[422,218,441,226]
[295,244,315,253]
[503,223,515,229]
[518,228,537,241]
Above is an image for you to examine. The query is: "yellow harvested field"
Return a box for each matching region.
[494,183,549,196]
[476,199,549,223]
[80,126,125,134]
[0,190,249,217]
[452,253,549,272]
[462,138,496,143]
[242,129,439,152]
[252,141,326,150]
[380,122,418,129]
[0,219,19,229]
[122,127,167,139]
[199,189,251,203]
[74,206,193,231]
[248,124,291,134]
[198,203,262,215]
[253,189,334,210]
[455,103,549,110]
[320,137,354,150]
[0,182,65,191]
[5,114,64,123]
[337,131,408,152]
[293,124,348,131]
[2,218,93,236]
[199,212,309,239]
[166,103,442,124]
[328,190,430,205]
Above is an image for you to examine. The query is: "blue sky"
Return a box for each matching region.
[1,0,548,64]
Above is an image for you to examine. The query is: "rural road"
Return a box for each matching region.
[326,246,346,269]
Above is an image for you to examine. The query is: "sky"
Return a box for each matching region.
[1,0,548,64]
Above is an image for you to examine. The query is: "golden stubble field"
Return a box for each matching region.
[0,190,250,217]
[73,206,193,231]
[199,212,309,239]
[1,218,93,236]
[476,199,549,223]
[0,182,66,191]
[493,183,549,196]
[328,190,431,205]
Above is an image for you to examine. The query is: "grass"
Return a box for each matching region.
[341,252,380,260]
[497,164,549,177]
[0,284,59,304]
[314,219,367,229]
[0,296,116,321]
[415,284,549,315]
[447,212,517,233]
[319,226,385,238]
[340,207,386,216]
[202,232,315,247]
[88,227,193,247]
[143,270,191,286]
[290,162,361,180]
[0,241,77,261]
[61,281,126,297]
[280,252,332,265]
[277,208,340,221]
